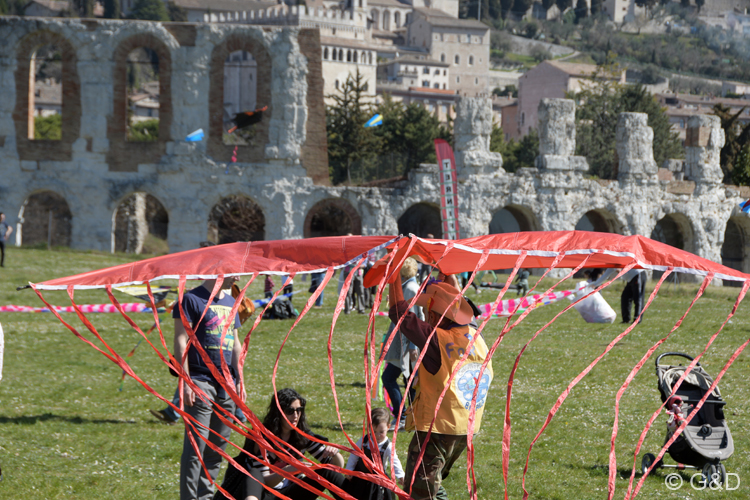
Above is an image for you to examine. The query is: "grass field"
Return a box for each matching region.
[1,246,750,499]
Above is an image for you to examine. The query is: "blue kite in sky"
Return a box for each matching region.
[364,114,382,127]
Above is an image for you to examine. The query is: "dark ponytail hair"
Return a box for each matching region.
[263,388,310,450]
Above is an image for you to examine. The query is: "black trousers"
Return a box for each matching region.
[0,241,5,267]
[621,273,646,323]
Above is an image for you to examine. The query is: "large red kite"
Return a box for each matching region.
[27,233,750,500]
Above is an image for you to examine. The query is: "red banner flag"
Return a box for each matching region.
[434,139,460,240]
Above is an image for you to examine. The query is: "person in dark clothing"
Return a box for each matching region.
[215,388,346,500]
[0,212,12,267]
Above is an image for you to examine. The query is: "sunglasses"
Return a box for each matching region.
[284,407,304,416]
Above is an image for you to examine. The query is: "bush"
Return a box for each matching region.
[530,45,552,62]
[34,114,62,140]
[128,119,159,141]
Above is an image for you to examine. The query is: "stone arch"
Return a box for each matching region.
[650,213,695,252]
[108,33,172,172]
[111,192,169,254]
[489,205,540,233]
[347,49,352,62]
[383,10,391,31]
[370,9,379,29]
[721,215,750,286]
[13,30,81,162]
[208,34,272,164]
[575,209,623,234]
[651,212,696,281]
[323,47,329,59]
[398,202,442,238]
[207,195,266,244]
[303,198,362,238]
[353,51,358,63]
[17,190,72,247]
[394,11,401,27]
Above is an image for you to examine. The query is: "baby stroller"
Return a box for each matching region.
[641,353,733,486]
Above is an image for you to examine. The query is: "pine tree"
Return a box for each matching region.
[575,0,587,22]
[713,103,750,183]
[590,0,602,15]
[326,70,380,185]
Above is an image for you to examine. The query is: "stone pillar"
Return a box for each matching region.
[685,115,725,193]
[616,112,658,184]
[535,98,587,171]
[453,97,503,178]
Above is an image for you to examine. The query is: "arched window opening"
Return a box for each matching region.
[353,51,358,63]
[454,54,460,65]
[207,195,265,244]
[440,53,446,63]
[127,47,160,142]
[347,50,352,62]
[398,203,442,238]
[722,216,750,286]
[29,45,63,141]
[18,191,72,247]
[394,11,401,27]
[112,193,169,254]
[304,199,361,238]
[651,213,696,281]
[575,209,623,234]
[368,52,373,64]
[223,50,258,146]
[489,205,539,234]
[469,55,474,65]
[371,9,379,29]
[324,47,329,60]
[383,10,390,31]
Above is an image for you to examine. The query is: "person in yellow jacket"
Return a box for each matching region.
[388,272,493,500]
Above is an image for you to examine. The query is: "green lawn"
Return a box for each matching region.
[1,246,749,499]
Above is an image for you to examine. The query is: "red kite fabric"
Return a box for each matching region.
[26,232,750,500]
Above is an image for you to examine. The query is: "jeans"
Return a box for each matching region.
[382,362,414,419]
[164,386,247,423]
[621,272,646,323]
[180,379,235,500]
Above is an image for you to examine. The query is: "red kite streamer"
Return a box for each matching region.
[28,233,750,500]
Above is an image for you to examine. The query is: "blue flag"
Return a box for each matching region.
[185,128,204,142]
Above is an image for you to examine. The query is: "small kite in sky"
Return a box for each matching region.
[227,106,268,134]
[185,128,204,142]
[364,114,382,127]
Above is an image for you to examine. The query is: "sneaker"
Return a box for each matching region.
[388,416,406,431]
[149,408,178,425]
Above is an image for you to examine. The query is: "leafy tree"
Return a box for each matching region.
[489,0,503,19]
[72,0,95,17]
[374,99,452,175]
[713,104,750,183]
[490,125,539,173]
[732,144,750,186]
[129,0,169,21]
[634,0,657,8]
[326,70,380,185]
[34,114,62,140]
[492,84,517,97]
[680,0,689,7]
[512,0,533,17]
[167,1,187,21]
[572,66,682,179]
[103,0,120,18]
[541,0,555,10]
[590,0,602,15]
[500,0,513,17]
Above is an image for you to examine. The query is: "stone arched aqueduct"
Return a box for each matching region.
[1,18,749,280]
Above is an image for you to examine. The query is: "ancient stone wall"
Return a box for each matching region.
[1,18,749,280]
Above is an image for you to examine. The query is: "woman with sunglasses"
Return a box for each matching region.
[215,388,346,500]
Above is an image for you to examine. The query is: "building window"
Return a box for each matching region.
[443,70,446,76]
[434,69,440,75]
[440,53,446,63]
[29,45,63,141]
[323,47,329,60]
[443,83,446,89]
[423,67,429,74]
[128,47,161,142]
[368,52,373,64]
[475,77,478,84]
[456,76,460,83]
[422,80,429,87]
[335,80,339,89]
[434,82,439,89]
[454,54,460,65]
[468,55,474,65]
[347,50,352,62]
[394,11,400,27]
[332,28,336,35]
[223,50,257,145]
[353,51,358,63]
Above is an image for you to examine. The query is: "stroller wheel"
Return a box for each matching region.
[641,453,657,475]
[718,464,727,486]
[702,463,718,487]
